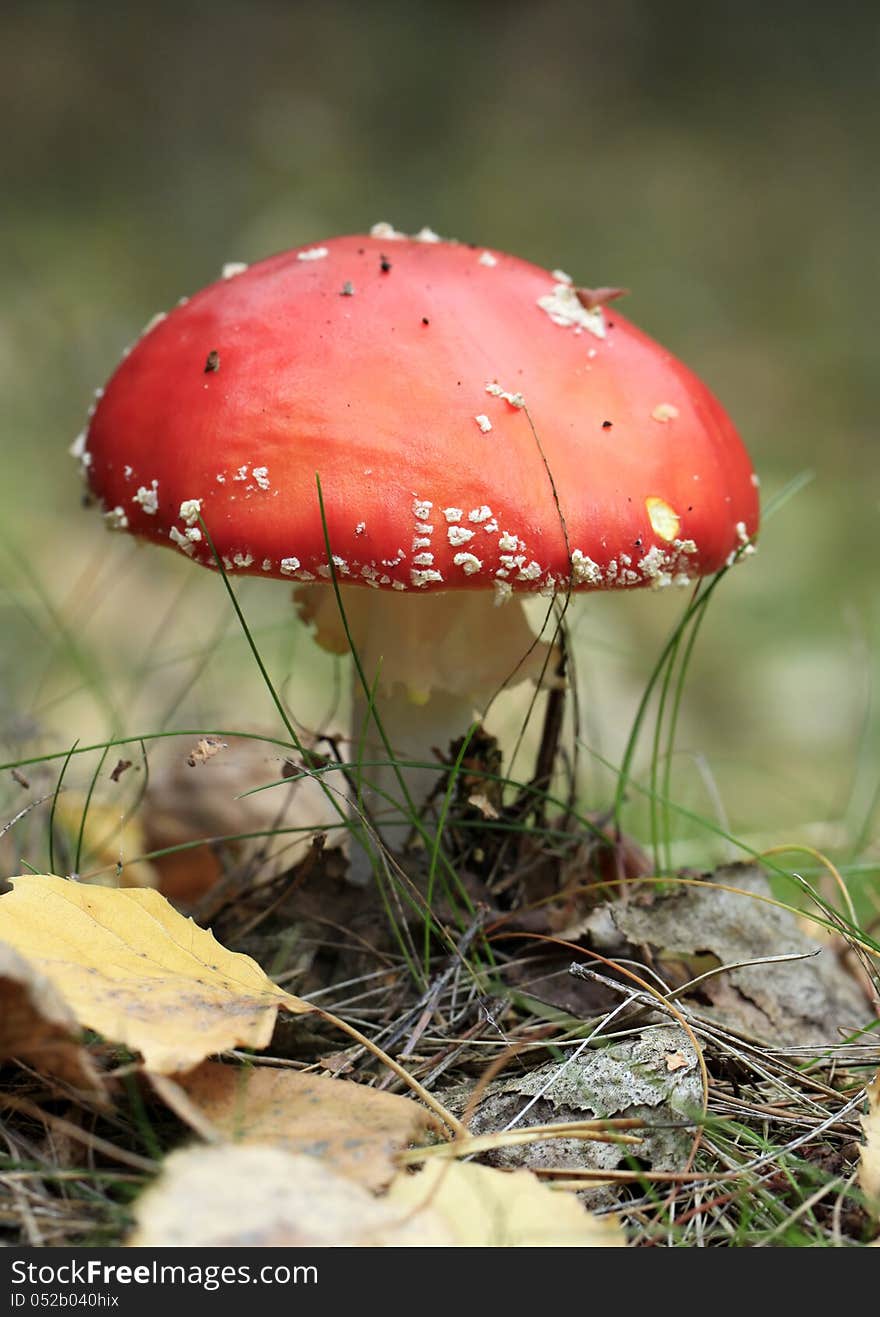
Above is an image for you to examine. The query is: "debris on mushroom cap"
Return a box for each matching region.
[485,382,526,409]
[103,505,129,531]
[80,231,759,596]
[575,285,629,311]
[537,283,606,338]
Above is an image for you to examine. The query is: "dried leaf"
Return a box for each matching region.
[143,736,338,904]
[128,1145,453,1246]
[387,1160,625,1247]
[580,864,868,1046]
[860,1071,880,1216]
[317,1051,354,1075]
[186,737,227,768]
[158,1061,439,1189]
[128,1146,621,1248]
[466,793,500,820]
[0,941,104,1092]
[455,1024,700,1208]
[0,875,310,1073]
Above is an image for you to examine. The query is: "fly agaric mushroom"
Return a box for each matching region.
[76,225,759,852]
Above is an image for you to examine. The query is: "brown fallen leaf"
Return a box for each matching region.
[579,864,868,1046]
[128,1145,452,1246]
[143,735,343,904]
[0,875,311,1073]
[860,1071,880,1220]
[0,941,104,1092]
[155,1061,440,1190]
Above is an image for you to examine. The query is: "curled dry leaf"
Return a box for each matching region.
[860,1071,880,1218]
[0,875,310,1073]
[128,1145,622,1248]
[157,1060,440,1191]
[0,941,104,1092]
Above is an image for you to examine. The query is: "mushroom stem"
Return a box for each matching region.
[349,680,478,850]
[293,583,555,878]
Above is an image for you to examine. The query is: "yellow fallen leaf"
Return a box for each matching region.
[0,941,104,1092]
[128,1145,453,1246]
[0,875,310,1073]
[860,1070,880,1216]
[156,1060,439,1190]
[387,1159,625,1247]
[128,1144,623,1247]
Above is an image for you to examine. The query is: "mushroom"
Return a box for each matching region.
[77,226,759,860]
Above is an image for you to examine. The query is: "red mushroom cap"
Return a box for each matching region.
[80,229,759,595]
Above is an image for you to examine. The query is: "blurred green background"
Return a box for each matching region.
[1,0,877,870]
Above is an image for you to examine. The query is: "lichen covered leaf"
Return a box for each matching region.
[458,1025,700,1206]
[0,875,310,1073]
[161,1060,440,1189]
